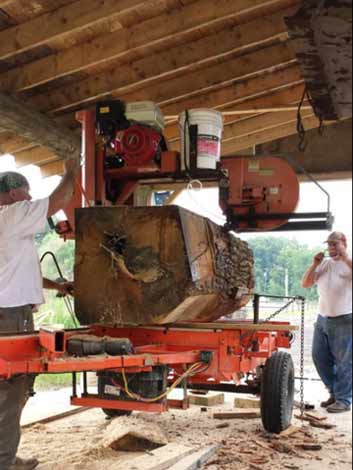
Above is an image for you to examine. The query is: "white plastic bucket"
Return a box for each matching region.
[179,109,224,170]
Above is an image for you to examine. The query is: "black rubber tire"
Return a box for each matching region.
[102,408,133,419]
[261,351,295,434]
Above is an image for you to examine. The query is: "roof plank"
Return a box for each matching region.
[0,0,300,92]
[221,115,320,155]
[0,0,145,60]
[164,83,305,141]
[30,42,296,115]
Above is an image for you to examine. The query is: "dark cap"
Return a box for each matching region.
[0,172,29,193]
[325,231,348,245]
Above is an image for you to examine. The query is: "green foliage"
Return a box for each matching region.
[35,230,77,329]
[248,237,320,301]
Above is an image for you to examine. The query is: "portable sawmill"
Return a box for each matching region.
[0,100,333,434]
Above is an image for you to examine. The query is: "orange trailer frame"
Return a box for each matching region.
[0,319,297,414]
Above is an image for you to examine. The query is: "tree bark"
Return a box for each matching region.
[0,92,81,160]
[75,206,254,326]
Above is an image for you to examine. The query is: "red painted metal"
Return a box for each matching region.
[76,109,97,206]
[0,321,294,412]
[0,323,292,380]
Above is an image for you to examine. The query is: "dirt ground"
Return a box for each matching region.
[19,386,352,470]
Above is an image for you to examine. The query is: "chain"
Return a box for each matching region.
[300,298,306,421]
[263,297,298,323]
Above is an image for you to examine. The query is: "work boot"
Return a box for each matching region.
[327,402,352,414]
[321,395,336,408]
[10,457,39,470]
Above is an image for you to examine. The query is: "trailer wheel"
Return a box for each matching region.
[261,351,295,434]
[102,408,133,419]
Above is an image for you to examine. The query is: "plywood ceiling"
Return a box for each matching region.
[0,0,335,176]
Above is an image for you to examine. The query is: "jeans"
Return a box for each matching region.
[0,306,35,470]
[312,314,353,407]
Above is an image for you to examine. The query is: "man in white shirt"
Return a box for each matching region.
[302,232,352,414]
[0,158,80,470]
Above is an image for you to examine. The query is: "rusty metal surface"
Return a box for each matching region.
[75,206,254,326]
[285,0,352,121]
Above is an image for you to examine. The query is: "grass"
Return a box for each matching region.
[34,293,80,391]
[35,373,75,391]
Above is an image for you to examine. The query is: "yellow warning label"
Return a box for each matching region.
[100,107,110,114]
[248,160,260,172]
[259,169,275,177]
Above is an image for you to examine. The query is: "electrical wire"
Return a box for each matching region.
[186,179,227,225]
[118,362,207,403]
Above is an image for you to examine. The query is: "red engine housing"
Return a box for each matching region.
[114,125,163,167]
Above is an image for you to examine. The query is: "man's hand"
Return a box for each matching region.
[56,281,74,298]
[313,252,325,267]
[43,278,74,296]
[64,155,81,175]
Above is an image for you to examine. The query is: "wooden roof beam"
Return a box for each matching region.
[3,65,304,157]
[0,0,300,92]
[30,42,296,115]
[0,92,80,161]
[0,0,145,61]
[221,115,321,155]
[165,82,305,141]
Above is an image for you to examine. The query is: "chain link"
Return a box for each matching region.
[300,298,306,421]
[253,295,307,422]
[262,297,298,323]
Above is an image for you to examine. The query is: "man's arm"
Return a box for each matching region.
[302,252,325,289]
[43,278,74,296]
[48,157,81,217]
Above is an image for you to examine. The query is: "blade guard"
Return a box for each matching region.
[220,157,300,231]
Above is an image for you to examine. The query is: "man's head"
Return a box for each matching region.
[0,172,31,206]
[325,231,348,258]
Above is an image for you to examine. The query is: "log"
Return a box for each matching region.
[75,206,254,326]
[285,0,352,121]
[0,92,80,160]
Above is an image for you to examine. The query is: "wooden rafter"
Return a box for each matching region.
[29,42,296,119]
[165,83,305,141]
[0,0,146,61]
[0,1,298,93]
[2,65,303,159]
[221,115,320,155]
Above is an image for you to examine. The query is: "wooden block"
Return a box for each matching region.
[214,409,261,420]
[102,421,168,452]
[304,412,327,422]
[234,397,260,409]
[276,425,301,439]
[168,446,219,470]
[123,444,194,470]
[189,393,225,407]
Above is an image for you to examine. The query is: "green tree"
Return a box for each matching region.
[248,237,320,301]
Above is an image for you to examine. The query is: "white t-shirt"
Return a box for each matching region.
[0,198,49,308]
[316,258,353,318]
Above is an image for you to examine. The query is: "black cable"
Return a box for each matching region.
[297,87,308,152]
[184,110,191,177]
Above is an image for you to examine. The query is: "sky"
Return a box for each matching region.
[0,153,352,249]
